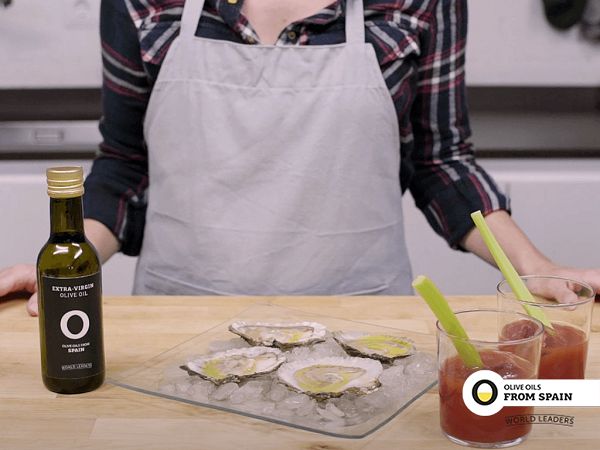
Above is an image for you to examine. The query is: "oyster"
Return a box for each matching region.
[332,331,415,363]
[277,356,383,400]
[228,321,327,349]
[181,346,286,385]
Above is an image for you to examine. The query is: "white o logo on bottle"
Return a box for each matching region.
[60,310,90,340]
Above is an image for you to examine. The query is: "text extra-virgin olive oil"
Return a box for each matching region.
[37,166,105,394]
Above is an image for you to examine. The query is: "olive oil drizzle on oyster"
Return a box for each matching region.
[333,332,415,363]
[294,364,367,394]
[228,321,327,348]
[202,354,262,380]
[345,335,413,358]
[239,325,313,344]
[277,356,383,399]
[182,347,286,385]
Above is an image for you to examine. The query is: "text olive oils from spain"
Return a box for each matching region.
[37,166,105,393]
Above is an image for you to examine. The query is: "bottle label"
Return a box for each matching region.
[41,273,104,379]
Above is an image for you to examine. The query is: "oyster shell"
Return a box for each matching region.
[228,321,327,349]
[332,331,415,363]
[276,356,383,400]
[181,346,286,385]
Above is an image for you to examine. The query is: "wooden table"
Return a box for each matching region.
[1,295,599,449]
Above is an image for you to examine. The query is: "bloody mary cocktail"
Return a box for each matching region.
[502,319,588,379]
[439,350,536,445]
[498,276,594,380]
[540,322,588,379]
[437,310,544,448]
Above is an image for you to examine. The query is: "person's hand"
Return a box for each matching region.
[462,211,600,303]
[0,264,38,316]
[525,262,600,304]
[0,221,118,318]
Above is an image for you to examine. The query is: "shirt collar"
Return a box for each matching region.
[215,0,343,33]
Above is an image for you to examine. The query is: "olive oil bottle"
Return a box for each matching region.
[37,166,105,394]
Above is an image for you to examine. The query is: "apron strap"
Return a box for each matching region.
[180,0,365,44]
[180,0,206,38]
[345,0,366,44]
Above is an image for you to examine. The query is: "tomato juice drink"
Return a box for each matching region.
[439,350,536,445]
[497,276,595,380]
[436,310,543,448]
[539,322,588,379]
[502,320,588,379]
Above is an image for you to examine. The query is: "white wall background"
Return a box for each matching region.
[1,0,599,88]
[0,0,102,88]
[466,0,600,86]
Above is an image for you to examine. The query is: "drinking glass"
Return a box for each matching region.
[437,309,544,448]
[497,275,595,379]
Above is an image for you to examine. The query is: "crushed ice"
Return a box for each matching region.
[157,334,436,429]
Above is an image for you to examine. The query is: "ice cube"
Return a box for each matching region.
[288,346,312,362]
[296,398,317,416]
[272,406,296,419]
[281,393,310,410]
[211,383,239,401]
[379,365,406,387]
[175,379,192,394]
[242,400,276,415]
[323,417,346,428]
[267,384,290,402]
[337,396,359,418]
[405,353,435,376]
[227,380,264,404]
[310,338,346,358]
[317,405,343,421]
[325,402,345,418]
[354,397,375,413]
[361,389,394,408]
[229,388,247,404]
[191,381,213,398]
[191,392,209,403]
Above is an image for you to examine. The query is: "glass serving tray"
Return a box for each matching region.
[108,302,438,439]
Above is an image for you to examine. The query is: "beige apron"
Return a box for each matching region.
[134,0,413,295]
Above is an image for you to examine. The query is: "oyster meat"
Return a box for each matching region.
[181,346,286,385]
[332,331,415,363]
[277,356,383,400]
[228,321,327,349]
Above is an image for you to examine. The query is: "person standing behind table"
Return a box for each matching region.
[1,0,600,314]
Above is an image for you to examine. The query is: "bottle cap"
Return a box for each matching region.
[46,166,84,198]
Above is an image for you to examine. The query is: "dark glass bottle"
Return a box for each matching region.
[37,166,105,394]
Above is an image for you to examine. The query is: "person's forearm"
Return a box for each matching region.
[84,219,120,264]
[460,210,553,275]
